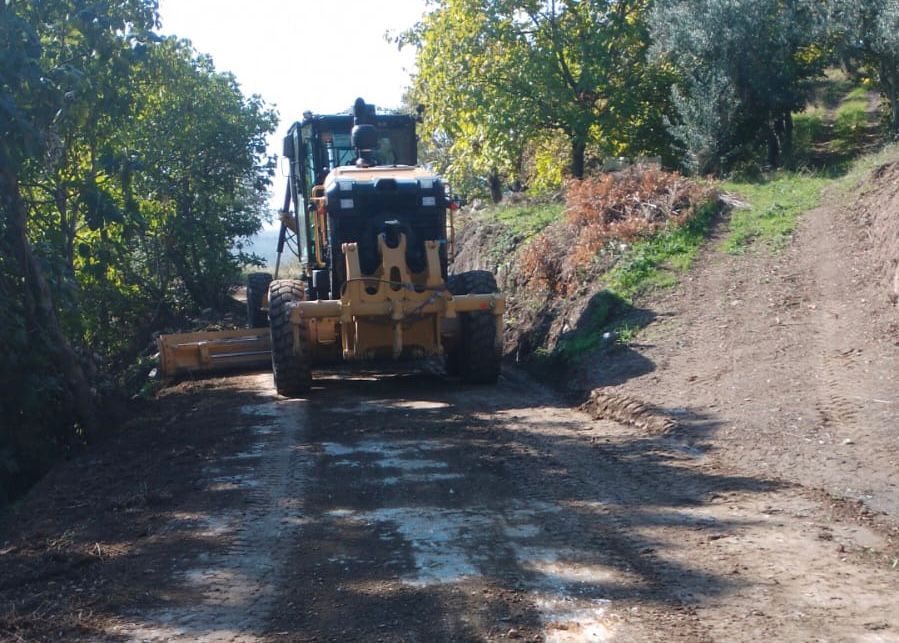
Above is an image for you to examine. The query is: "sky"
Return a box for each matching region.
[156,0,429,221]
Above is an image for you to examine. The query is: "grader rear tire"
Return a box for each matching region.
[246,272,272,328]
[269,279,311,396]
[448,270,501,384]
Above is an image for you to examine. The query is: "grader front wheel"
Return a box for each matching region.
[269,279,311,396]
[448,270,502,384]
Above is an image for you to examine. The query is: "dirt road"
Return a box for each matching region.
[4,363,896,642]
[3,165,898,641]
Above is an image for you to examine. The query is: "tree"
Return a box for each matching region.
[402,0,674,193]
[1,1,160,435]
[1,0,277,497]
[826,0,899,135]
[129,39,276,311]
[651,0,825,172]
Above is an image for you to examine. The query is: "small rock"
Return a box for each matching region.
[842,438,854,445]
[506,629,521,639]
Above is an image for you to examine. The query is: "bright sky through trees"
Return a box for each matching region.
[156,0,427,216]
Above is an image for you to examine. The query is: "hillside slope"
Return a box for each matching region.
[577,149,899,518]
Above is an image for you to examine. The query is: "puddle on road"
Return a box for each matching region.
[382,472,463,485]
[330,501,618,639]
[322,439,454,476]
[357,506,494,586]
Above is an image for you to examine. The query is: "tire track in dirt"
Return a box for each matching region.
[252,367,899,642]
[113,375,312,642]
[37,362,890,642]
[266,372,649,641]
[802,204,899,515]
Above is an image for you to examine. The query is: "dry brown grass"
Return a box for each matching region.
[521,165,715,295]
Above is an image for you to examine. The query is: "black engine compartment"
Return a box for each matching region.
[324,175,448,297]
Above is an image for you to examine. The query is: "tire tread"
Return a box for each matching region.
[269,279,311,396]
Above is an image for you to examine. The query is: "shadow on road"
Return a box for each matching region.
[0,369,777,641]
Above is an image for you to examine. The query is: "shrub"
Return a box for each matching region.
[521,165,716,294]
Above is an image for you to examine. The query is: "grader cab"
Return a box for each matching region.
[159,98,504,395]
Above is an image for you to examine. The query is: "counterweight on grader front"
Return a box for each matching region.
[159,98,504,394]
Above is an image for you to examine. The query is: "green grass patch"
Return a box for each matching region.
[555,290,629,357]
[720,173,829,252]
[821,74,855,108]
[793,111,826,159]
[844,86,870,102]
[482,201,564,239]
[833,92,871,153]
[720,142,898,254]
[603,199,720,301]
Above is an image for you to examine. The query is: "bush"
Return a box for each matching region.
[521,165,716,294]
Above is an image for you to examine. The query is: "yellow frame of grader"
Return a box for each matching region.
[157,163,500,378]
[156,234,503,377]
[289,233,504,364]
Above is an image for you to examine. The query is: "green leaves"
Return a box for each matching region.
[79,181,122,230]
[404,0,674,194]
[2,0,276,361]
[826,0,899,134]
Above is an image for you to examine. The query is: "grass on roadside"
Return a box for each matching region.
[605,198,720,300]
[553,197,720,358]
[833,87,873,154]
[720,141,898,254]
[720,173,829,253]
[835,142,899,191]
[482,201,564,240]
[794,109,826,152]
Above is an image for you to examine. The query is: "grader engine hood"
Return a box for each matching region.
[323,166,449,279]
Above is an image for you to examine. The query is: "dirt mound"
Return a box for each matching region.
[580,389,678,434]
[452,218,517,284]
[853,159,899,305]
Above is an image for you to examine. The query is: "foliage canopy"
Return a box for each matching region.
[0,0,276,501]
[402,0,676,196]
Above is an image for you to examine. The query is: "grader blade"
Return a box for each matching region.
[157,329,271,377]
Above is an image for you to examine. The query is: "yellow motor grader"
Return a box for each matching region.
[158,98,504,395]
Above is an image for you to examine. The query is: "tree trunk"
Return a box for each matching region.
[487,169,502,204]
[571,138,586,179]
[882,59,899,138]
[766,122,781,169]
[785,112,793,158]
[776,112,794,168]
[1,168,97,437]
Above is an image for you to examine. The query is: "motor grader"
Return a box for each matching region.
[158,98,504,395]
